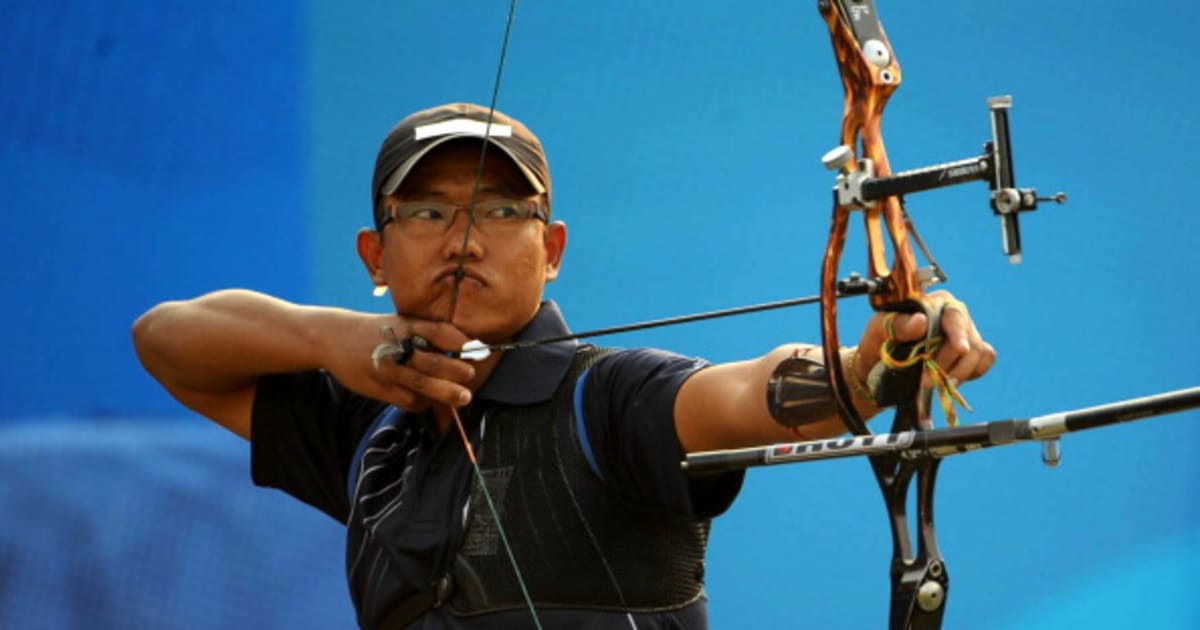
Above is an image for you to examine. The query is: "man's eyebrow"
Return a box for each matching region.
[396,187,445,199]
[399,184,517,199]
[477,184,517,195]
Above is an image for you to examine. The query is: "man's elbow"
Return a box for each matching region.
[131,301,182,379]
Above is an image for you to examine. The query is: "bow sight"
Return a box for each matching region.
[821,96,1066,267]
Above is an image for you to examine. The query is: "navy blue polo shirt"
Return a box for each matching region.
[250,302,744,629]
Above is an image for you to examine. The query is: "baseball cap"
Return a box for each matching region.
[371,102,551,228]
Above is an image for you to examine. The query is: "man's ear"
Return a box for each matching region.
[356,228,387,289]
[543,221,567,282]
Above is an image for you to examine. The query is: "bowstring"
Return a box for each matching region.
[443,1,543,627]
[445,0,519,323]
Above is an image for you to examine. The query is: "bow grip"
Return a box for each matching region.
[867,300,941,426]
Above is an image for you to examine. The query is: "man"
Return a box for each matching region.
[133,102,993,629]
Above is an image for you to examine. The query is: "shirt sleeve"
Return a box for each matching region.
[581,348,745,519]
[250,370,386,523]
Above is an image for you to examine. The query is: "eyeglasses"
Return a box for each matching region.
[380,198,548,235]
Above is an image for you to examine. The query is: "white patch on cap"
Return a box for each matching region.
[415,118,512,141]
[380,117,545,198]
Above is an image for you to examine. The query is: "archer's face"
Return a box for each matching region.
[361,140,565,343]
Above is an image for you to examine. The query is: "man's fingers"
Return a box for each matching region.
[406,319,472,355]
[860,292,995,394]
[382,390,432,413]
[969,340,997,380]
[933,304,996,384]
[359,316,478,409]
[938,304,973,351]
[932,309,971,380]
[406,349,475,385]
[382,364,473,407]
[938,343,975,383]
[886,312,929,342]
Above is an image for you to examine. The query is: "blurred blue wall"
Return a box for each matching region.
[0,1,309,420]
[0,3,350,628]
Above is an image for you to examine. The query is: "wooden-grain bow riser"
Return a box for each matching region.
[818,0,928,434]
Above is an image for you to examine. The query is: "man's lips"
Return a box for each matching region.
[436,268,486,287]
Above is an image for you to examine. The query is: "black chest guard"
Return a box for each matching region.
[447,345,709,616]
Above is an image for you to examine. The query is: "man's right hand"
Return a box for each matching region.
[325,314,478,413]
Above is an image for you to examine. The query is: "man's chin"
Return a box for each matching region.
[398,294,527,342]
[453,314,522,345]
[400,294,465,324]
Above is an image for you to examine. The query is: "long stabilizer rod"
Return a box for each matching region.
[682,386,1200,475]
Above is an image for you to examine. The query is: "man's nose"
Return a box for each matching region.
[443,207,478,239]
[448,207,475,231]
[441,208,482,259]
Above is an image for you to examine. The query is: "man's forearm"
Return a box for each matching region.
[132,289,348,393]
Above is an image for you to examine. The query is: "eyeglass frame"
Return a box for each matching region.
[377,196,549,235]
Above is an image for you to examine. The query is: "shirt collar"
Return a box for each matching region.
[476,301,577,405]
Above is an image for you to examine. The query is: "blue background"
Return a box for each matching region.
[2,1,1198,628]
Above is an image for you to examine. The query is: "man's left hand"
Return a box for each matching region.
[849,290,996,401]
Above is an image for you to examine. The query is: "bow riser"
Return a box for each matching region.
[819,3,951,629]
[820,0,926,436]
[861,123,924,309]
